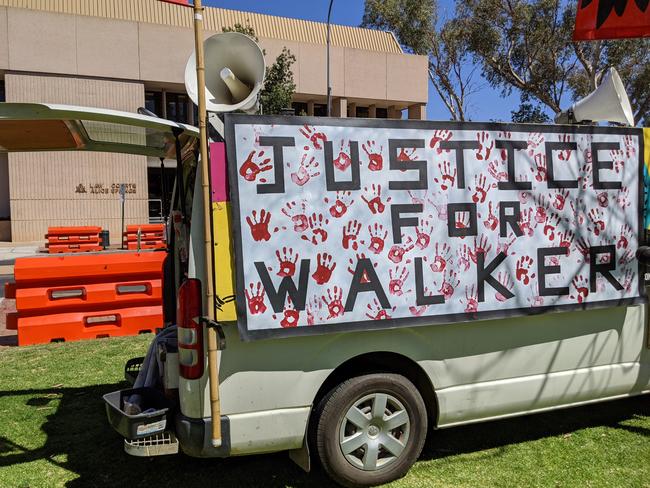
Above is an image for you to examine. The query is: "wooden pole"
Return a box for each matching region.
[192,0,221,447]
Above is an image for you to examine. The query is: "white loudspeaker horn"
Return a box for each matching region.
[184,32,265,114]
[555,67,634,126]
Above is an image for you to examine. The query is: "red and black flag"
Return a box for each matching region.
[574,0,650,40]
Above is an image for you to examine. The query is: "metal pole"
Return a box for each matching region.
[192,0,222,448]
[326,0,334,117]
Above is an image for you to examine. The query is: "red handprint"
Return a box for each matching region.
[333,140,352,171]
[575,237,590,263]
[622,268,634,292]
[365,298,392,320]
[362,140,384,171]
[616,186,630,209]
[516,256,535,285]
[323,286,344,319]
[433,161,456,191]
[469,235,493,264]
[429,129,452,154]
[246,209,272,242]
[389,267,410,296]
[430,242,452,272]
[475,131,494,160]
[282,200,308,232]
[617,223,632,249]
[587,208,605,236]
[470,174,494,204]
[415,218,434,250]
[527,132,544,156]
[361,184,390,214]
[436,269,460,300]
[610,149,625,173]
[342,219,362,250]
[347,253,376,283]
[543,213,561,241]
[496,232,517,256]
[280,297,300,328]
[397,147,417,162]
[306,295,323,326]
[534,195,549,224]
[324,190,354,218]
[488,159,508,182]
[409,290,431,316]
[388,237,415,264]
[290,154,320,186]
[518,207,535,237]
[495,272,514,302]
[302,213,329,245]
[455,244,471,272]
[275,247,298,277]
[367,223,388,254]
[483,201,499,231]
[619,248,635,266]
[596,192,609,208]
[558,134,573,161]
[623,135,636,158]
[244,282,267,315]
[239,150,272,182]
[533,153,547,182]
[299,124,327,149]
[312,252,336,285]
[570,275,589,303]
[551,189,569,211]
[461,285,479,313]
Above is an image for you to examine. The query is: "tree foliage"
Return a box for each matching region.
[453,0,650,125]
[222,23,296,115]
[363,0,650,125]
[362,0,479,121]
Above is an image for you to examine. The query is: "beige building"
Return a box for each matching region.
[0,0,428,243]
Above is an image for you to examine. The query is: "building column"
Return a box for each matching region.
[408,103,426,120]
[388,105,401,119]
[307,100,315,116]
[348,102,357,118]
[332,98,348,118]
[368,104,376,118]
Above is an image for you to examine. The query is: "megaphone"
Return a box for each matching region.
[555,67,634,126]
[184,32,265,114]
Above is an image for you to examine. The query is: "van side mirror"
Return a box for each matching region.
[635,247,650,265]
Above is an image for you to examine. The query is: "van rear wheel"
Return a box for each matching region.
[314,373,427,487]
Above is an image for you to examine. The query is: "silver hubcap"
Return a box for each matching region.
[338,392,410,471]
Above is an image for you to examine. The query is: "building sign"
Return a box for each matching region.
[75,183,137,195]
[574,0,650,40]
[225,115,645,341]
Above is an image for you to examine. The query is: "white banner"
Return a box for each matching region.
[225,116,645,340]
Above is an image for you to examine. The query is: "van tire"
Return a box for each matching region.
[314,373,427,487]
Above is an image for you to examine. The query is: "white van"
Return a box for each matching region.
[1,103,648,487]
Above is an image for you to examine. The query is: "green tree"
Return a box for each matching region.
[362,0,479,121]
[222,23,296,115]
[454,0,650,125]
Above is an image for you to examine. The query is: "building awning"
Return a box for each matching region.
[0,103,199,159]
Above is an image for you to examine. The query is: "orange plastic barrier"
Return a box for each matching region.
[8,251,166,345]
[123,224,166,251]
[45,226,103,253]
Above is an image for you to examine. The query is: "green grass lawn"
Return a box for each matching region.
[0,336,648,487]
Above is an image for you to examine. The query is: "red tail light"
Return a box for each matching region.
[177,278,204,379]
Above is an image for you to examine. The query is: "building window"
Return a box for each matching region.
[314,104,327,117]
[292,102,308,116]
[0,81,5,102]
[145,90,194,124]
[356,106,369,118]
[376,107,388,119]
[166,92,190,124]
[145,91,162,118]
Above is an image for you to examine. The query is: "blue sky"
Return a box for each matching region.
[204,0,523,121]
